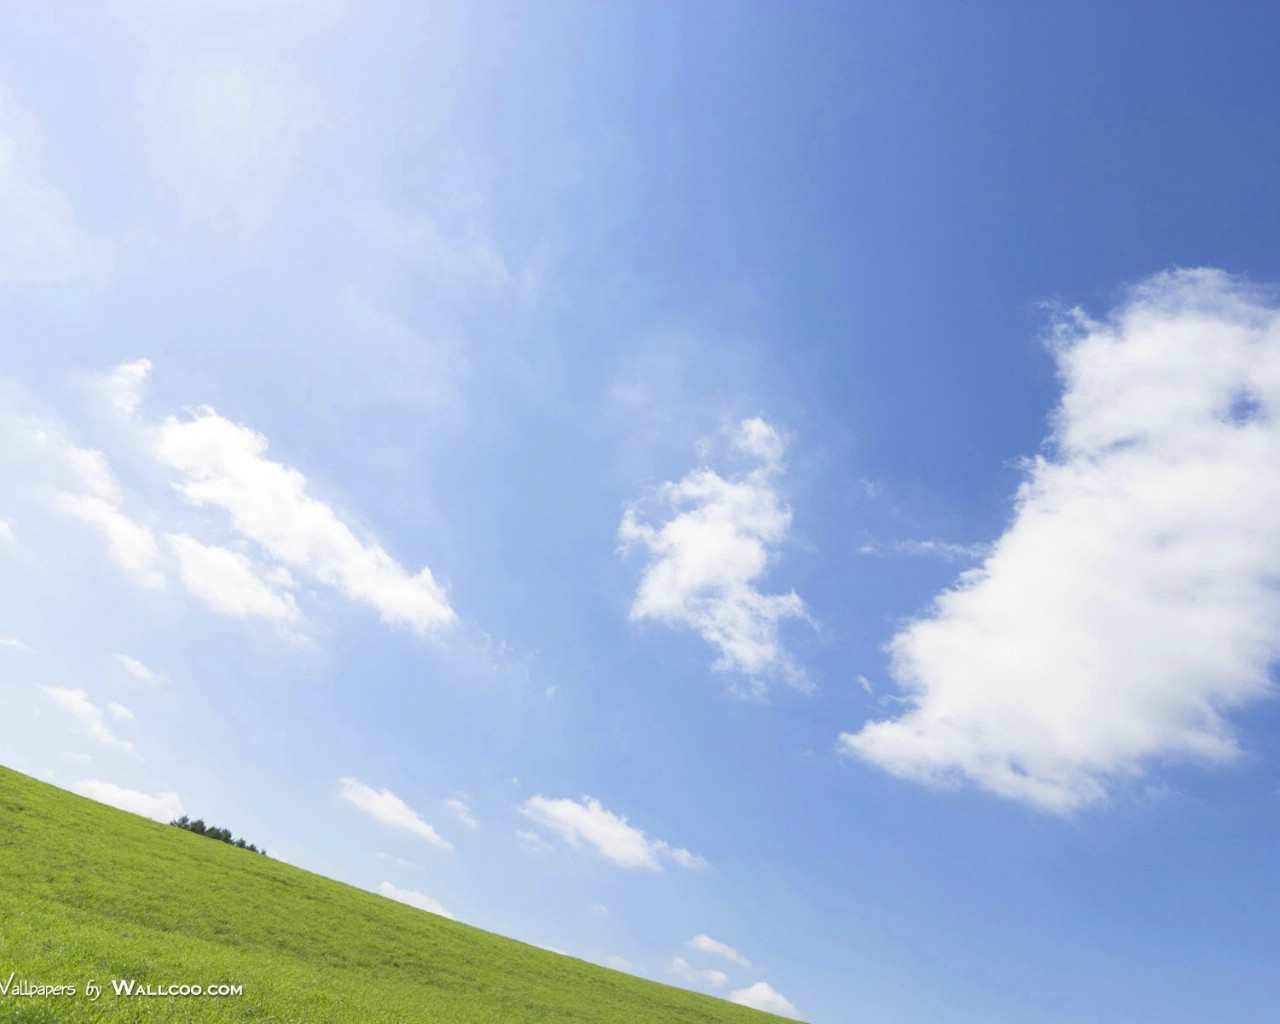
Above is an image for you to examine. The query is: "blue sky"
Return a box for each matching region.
[3,2,1280,1021]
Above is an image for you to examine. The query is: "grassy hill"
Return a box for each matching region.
[0,766,795,1023]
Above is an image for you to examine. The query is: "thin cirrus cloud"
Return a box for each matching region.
[337,777,452,851]
[38,686,137,756]
[688,933,751,968]
[843,269,1280,814]
[519,795,705,871]
[729,981,800,1019]
[73,779,183,823]
[619,417,809,695]
[377,881,455,920]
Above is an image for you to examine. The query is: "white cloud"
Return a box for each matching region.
[0,518,14,542]
[443,797,478,829]
[103,359,152,418]
[729,981,799,1018]
[114,654,166,685]
[337,778,452,850]
[74,779,183,822]
[155,407,455,634]
[167,532,300,626]
[515,829,553,853]
[604,955,645,975]
[619,417,809,694]
[519,795,705,871]
[39,686,137,755]
[858,539,988,561]
[376,852,423,870]
[688,934,751,967]
[0,636,32,654]
[56,493,165,589]
[376,881,454,920]
[843,269,1280,813]
[668,956,729,989]
[107,702,135,722]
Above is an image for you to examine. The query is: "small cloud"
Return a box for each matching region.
[688,933,751,967]
[337,777,452,850]
[857,539,987,561]
[375,852,424,870]
[0,636,33,654]
[545,685,558,699]
[856,675,873,694]
[0,518,14,543]
[729,981,799,1019]
[515,829,553,854]
[519,794,705,871]
[106,702,135,722]
[590,903,609,915]
[74,779,181,822]
[619,417,810,696]
[39,686,137,755]
[668,956,728,989]
[114,654,166,685]
[102,359,152,417]
[377,881,454,920]
[443,797,479,829]
[605,955,646,976]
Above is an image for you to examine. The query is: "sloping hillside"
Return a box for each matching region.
[0,766,795,1023]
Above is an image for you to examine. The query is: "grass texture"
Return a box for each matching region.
[0,766,793,1023]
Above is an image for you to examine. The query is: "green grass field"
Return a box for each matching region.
[0,766,796,1023]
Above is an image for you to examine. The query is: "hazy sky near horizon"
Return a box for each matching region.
[3,4,1280,1022]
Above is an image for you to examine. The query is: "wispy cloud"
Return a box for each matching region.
[668,956,728,989]
[0,635,32,654]
[688,934,751,967]
[619,417,809,695]
[376,852,423,870]
[729,981,799,1019]
[114,654,166,685]
[519,795,705,871]
[39,686,137,756]
[857,539,988,561]
[74,779,182,822]
[843,269,1280,813]
[337,778,452,850]
[0,83,105,285]
[56,493,165,589]
[377,881,454,920]
[443,798,478,829]
[515,829,553,854]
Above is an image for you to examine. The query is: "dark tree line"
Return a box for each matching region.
[170,815,267,854]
